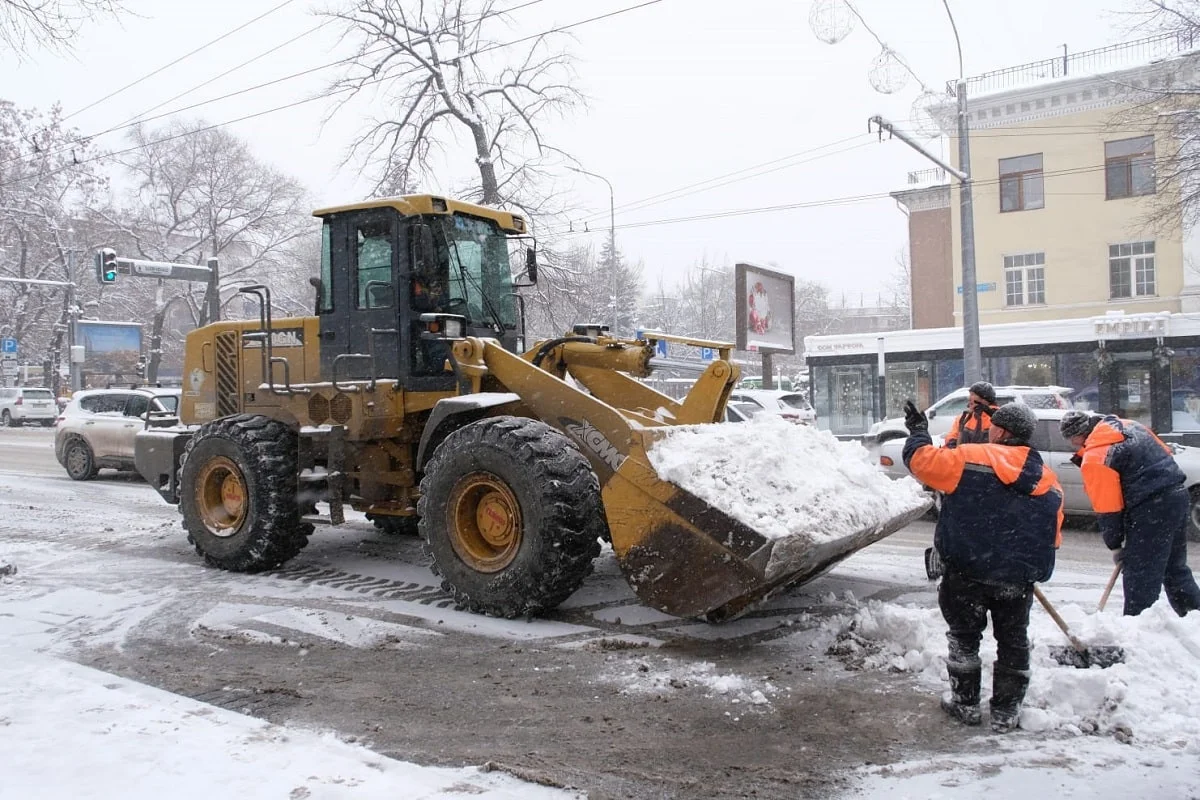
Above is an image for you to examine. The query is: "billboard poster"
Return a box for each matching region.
[76,321,143,382]
[735,262,796,354]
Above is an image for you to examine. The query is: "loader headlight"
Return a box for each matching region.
[420,313,467,340]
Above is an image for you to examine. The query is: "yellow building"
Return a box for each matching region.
[897,35,1200,327]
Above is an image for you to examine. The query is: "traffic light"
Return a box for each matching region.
[94,248,118,284]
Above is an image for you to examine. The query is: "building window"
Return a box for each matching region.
[999,154,1044,212]
[1003,252,1046,306]
[1108,241,1155,298]
[1105,136,1155,199]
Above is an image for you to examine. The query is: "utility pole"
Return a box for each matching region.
[67,252,81,392]
[954,78,982,383]
[868,113,982,383]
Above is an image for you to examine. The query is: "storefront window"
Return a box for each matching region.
[1171,347,1200,432]
[1057,351,1100,410]
[987,355,1055,386]
[935,359,964,402]
[812,364,877,435]
[885,361,932,419]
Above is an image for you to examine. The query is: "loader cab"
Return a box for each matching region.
[314,196,528,392]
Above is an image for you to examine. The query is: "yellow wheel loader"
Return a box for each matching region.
[136,194,925,622]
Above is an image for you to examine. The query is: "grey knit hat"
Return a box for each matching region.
[1059,410,1101,440]
[968,381,996,405]
[990,403,1036,444]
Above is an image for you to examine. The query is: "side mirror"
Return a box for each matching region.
[308,276,323,314]
[525,247,538,284]
[927,409,937,418]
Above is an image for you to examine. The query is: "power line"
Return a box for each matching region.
[115,19,334,130]
[564,134,873,227]
[555,157,1167,235]
[4,0,559,172]
[0,0,668,189]
[63,0,303,122]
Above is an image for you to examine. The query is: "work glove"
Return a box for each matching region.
[903,400,928,435]
[1111,548,1124,565]
[1070,454,1083,468]
[978,404,995,418]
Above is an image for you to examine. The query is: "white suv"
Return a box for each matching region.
[54,388,181,480]
[865,385,1073,446]
[0,387,58,427]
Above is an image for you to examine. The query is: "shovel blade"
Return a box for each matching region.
[1048,645,1125,669]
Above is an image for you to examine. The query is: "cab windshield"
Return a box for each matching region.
[433,213,517,329]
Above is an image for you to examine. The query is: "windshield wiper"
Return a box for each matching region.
[438,222,507,334]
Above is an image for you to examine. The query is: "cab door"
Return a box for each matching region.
[318,210,402,381]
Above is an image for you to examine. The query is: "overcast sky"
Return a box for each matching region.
[2,0,1143,303]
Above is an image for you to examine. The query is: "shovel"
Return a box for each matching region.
[1033,585,1125,669]
[1098,563,1122,612]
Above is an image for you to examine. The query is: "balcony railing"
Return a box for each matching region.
[949,32,1199,96]
[907,167,948,185]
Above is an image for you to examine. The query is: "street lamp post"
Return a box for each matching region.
[943,0,982,384]
[567,166,617,335]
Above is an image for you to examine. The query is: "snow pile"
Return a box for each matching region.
[827,595,1200,751]
[646,415,928,544]
[0,648,581,800]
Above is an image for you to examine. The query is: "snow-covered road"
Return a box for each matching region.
[2,426,1199,798]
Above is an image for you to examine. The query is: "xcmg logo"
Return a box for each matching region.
[560,417,626,473]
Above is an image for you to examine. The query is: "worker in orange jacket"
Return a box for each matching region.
[943,381,1000,449]
[904,401,1063,734]
[1060,411,1200,617]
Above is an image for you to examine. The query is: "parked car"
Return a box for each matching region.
[54,388,181,480]
[875,408,1200,542]
[864,385,1073,447]
[727,389,817,424]
[724,401,762,422]
[0,386,58,427]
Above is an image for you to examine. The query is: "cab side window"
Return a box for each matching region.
[354,219,393,309]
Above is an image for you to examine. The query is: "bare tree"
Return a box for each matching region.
[0,100,107,391]
[884,249,912,328]
[1,0,123,57]
[103,120,311,382]
[323,0,583,210]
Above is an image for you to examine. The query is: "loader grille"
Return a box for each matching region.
[308,393,330,425]
[330,392,353,424]
[214,331,240,417]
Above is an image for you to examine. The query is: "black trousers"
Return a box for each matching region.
[938,569,1033,672]
[1123,487,1200,617]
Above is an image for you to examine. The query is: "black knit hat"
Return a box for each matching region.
[968,381,996,405]
[990,403,1036,444]
[1059,410,1101,440]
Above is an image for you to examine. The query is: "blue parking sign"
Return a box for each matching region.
[699,347,714,361]
[1,338,16,354]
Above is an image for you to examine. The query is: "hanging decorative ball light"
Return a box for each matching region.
[809,0,855,45]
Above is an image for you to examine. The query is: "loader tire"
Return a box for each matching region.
[178,414,313,572]
[418,416,604,618]
[367,513,421,536]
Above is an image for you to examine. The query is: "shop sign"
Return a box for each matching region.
[1092,313,1170,340]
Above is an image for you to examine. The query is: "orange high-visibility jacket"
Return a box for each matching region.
[943,403,998,449]
[1075,416,1185,549]
[905,430,1063,584]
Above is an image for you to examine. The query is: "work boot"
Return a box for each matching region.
[941,662,981,727]
[989,665,1030,734]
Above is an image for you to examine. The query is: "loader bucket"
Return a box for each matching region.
[602,425,931,622]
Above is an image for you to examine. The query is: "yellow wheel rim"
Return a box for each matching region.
[448,472,522,572]
[196,456,248,537]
